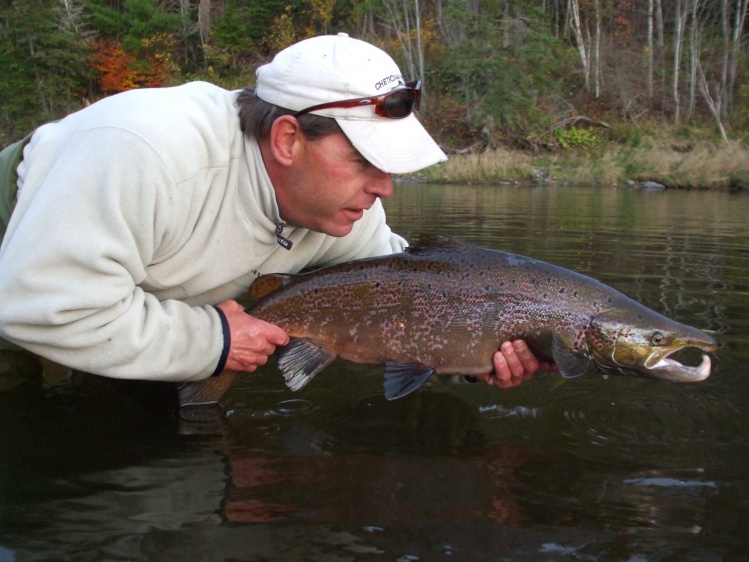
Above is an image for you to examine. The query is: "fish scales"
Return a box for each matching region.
[251,242,643,374]
[177,234,717,406]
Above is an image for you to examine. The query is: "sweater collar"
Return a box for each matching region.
[241,135,295,250]
[242,135,282,224]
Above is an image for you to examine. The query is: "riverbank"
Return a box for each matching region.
[418,129,749,191]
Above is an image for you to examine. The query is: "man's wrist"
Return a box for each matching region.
[210,306,231,376]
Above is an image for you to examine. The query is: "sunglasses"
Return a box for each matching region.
[294,80,421,120]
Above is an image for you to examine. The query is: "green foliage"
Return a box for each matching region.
[1,0,748,148]
[87,0,128,36]
[122,0,180,49]
[608,124,641,147]
[245,0,304,48]
[433,0,574,139]
[209,3,252,72]
[554,126,602,150]
[0,0,93,137]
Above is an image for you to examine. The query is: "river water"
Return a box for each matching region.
[1,184,747,561]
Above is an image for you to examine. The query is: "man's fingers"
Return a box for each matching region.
[492,347,512,380]
[486,340,555,389]
[511,340,540,378]
[266,325,290,347]
[499,340,527,378]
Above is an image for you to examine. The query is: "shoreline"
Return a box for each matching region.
[412,131,749,192]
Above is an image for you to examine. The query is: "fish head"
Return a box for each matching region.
[586,307,717,382]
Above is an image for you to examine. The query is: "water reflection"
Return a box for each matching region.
[0,371,735,560]
[1,185,748,560]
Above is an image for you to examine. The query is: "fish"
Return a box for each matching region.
[178,234,717,407]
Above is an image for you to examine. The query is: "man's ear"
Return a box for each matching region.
[268,115,303,167]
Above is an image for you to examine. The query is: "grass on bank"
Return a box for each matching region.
[421,126,749,190]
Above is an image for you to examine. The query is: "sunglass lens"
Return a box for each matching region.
[382,89,415,118]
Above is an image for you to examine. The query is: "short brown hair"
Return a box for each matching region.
[236,88,343,141]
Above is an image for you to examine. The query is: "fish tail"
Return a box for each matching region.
[178,370,241,407]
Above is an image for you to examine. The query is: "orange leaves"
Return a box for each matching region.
[90,38,140,93]
[90,35,175,93]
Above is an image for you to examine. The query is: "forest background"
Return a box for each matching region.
[1,0,748,188]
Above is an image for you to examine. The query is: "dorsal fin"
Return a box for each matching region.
[248,273,294,299]
[404,233,472,256]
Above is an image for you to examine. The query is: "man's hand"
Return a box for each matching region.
[216,300,289,372]
[473,340,555,389]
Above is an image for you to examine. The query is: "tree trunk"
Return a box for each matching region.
[592,0,601,98]
[414,0,427,110]
[568,0,590,91]
[647,0,654,99]
[686,0,699,120]
[720,0,730,120]
[727,0,749,116]
[697,63,729,142]
[198,0,211,49]
[672,0,686,124]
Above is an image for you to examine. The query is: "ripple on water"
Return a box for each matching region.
[250,398,321,418]
[543,376,730,466]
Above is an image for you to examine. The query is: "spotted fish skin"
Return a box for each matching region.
[253,239,591,374]
[178,234,716,406]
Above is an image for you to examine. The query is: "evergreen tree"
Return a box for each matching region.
[0,0,93,138]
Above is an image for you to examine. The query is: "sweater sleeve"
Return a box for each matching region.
[0,128,225,381]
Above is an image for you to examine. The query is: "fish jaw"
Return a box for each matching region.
[589,308,717,382]
[638,331,717,381]
[645,351,712,382]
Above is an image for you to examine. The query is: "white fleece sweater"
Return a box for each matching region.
[0,82,405,381]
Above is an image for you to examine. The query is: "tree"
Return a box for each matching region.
[567,0,590,92]
[0,0,93,136]
[672,0,688,123]
[208,2,252,73]
[90,37,141,92]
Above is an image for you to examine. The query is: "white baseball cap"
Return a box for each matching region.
[255,33,447,174]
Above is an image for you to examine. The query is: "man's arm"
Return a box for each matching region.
[0,129,226,381]
[215,300,289,372]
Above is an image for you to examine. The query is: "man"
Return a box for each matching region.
[0,33,547,394]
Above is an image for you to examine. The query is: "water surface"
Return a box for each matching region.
[1,185,747,561]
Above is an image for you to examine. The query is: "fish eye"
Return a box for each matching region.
[651,331,665,345]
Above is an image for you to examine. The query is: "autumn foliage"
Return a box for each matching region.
[90,36,173,93]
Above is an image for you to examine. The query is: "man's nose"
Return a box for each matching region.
[366,170,394,199]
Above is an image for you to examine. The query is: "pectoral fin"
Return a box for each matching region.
[383,362,434,400]
[277,338,337,392]
[552,332,592,378]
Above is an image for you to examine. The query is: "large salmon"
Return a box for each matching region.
[179,235,716,406]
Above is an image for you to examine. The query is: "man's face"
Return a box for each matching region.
[275,132,394,237]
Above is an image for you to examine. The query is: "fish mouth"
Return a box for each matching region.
[646,352,712,382]
[643,340,717,382]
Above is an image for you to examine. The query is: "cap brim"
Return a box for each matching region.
[336,114,447,175]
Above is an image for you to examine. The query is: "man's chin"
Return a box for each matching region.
[320,213,362,237]
[326,225,355,237]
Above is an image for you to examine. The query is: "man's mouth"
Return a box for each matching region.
[343,208,365,221]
